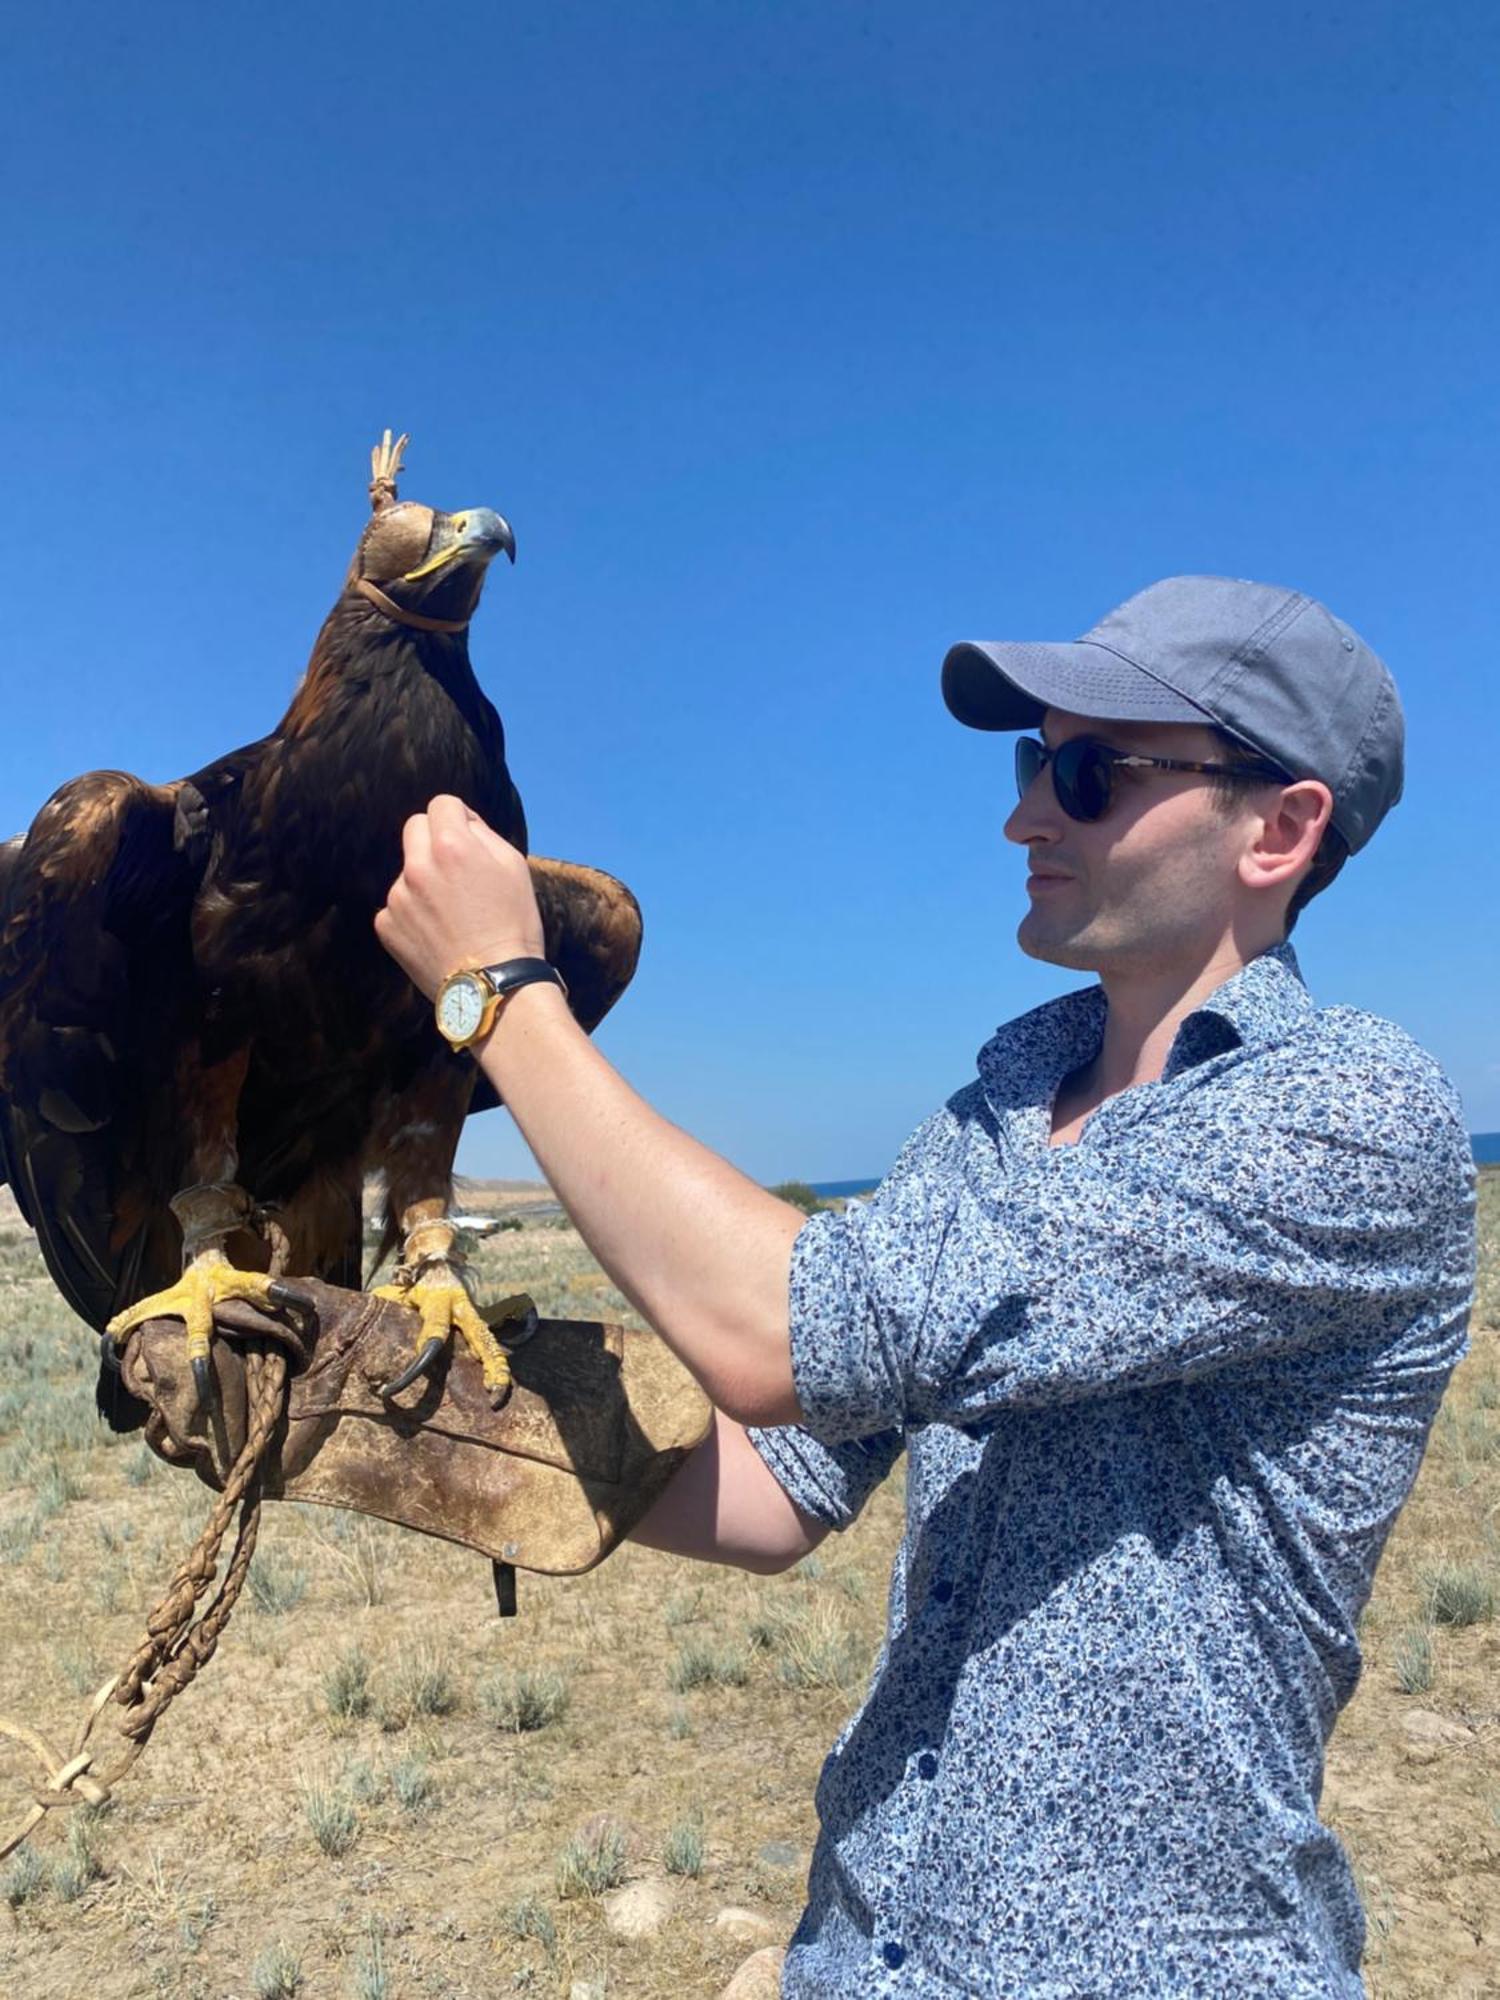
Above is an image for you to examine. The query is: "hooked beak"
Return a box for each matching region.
[401,507,516,582]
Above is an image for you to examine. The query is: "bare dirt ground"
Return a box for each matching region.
[0,1173,1495,1998]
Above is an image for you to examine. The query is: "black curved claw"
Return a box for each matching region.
[267,1280,317,1322]
[99,1330,122,1377]
[376,1334,446,1402]
[191,1354,215,1408]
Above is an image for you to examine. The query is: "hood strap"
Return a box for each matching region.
[354,577,470,635]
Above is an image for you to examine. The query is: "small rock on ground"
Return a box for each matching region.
[1399,1707,1474,1765]
[604,1876,677,1939]
[758,1840,804,1870]
[713,1906,782,1946]
[1400,1708,1472,1746]
[719,1945,788,1999]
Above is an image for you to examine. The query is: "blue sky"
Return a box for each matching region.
[3,2,1497,1182]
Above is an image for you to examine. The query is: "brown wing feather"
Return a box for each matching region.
[0,773,202,1345]
[468,856,643,1118]
[530,856,643,1032]
[0,835,21,1196]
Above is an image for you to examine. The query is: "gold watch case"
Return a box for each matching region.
[434,968,502,1051]
[433,960,567,1053]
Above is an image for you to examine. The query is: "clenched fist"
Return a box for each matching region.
[375,794,546,1000]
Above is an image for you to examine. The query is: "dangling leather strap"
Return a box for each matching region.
[354,577,470,634]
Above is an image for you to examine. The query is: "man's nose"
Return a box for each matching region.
[1003,763,1064,846]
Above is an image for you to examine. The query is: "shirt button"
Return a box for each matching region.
[881,1940,906,1969]
[917,1751,938,1779]
[931,1579,953,1603]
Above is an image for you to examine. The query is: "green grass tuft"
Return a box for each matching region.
[664,1814,705,1877]
[2,1845,48,1908]
[0,1508,44,1563]
[378,1642,458,1728]
[249,1548,309,1616]
[773,1602,867,1691]
[481,1667,570,1734]
[296,1773,359,1858]
[389,1753,436,1814]
[1421,1562,1496,1628]
[766,1181,828,1215]
[341,1757,383,1804]
[668,1636,749,1692]
[52,1814,105,1902]
[556,1823,627,1899]
[1391,1625,1435,1694]
[508,1894,558,1949]
[351,1922,389,2000]
[54,1639,103,1695]
[321,1643,373,1720]
[250,1939,303,2000]
[33,1456,84,1515]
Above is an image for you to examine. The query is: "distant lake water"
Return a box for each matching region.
[817,1138,1500,1186]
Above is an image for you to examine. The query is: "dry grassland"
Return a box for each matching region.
[0,1173,1495,1999]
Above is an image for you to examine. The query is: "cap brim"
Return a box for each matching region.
[941,639,1216,733]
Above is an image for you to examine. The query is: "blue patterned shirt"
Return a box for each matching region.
[750,944,1475,1998]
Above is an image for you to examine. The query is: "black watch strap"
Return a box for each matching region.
[479,957,568,1002]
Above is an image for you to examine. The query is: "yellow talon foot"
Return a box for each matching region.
[105,1259,284,1405]
[372,1281,522,1407]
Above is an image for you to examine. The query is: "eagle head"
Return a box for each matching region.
[347,431,515,629]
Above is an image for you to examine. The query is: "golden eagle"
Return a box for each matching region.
[0,433,640,1425]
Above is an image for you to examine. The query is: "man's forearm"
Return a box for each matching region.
[475,981,805,1425]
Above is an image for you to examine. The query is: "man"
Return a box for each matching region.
[375,576,1475,1997]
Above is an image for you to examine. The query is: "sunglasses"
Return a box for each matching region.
[1015,734,1289,824]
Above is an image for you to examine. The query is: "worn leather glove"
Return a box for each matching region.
[117,1279,712,1584]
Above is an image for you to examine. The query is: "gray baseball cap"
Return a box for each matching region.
[942,575,1404,853]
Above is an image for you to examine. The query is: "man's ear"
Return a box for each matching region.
[1238,780,1334,896]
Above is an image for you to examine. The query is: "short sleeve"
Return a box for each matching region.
[745,1420,903,1530]
[785,1045,1476,1442]
[782,1092,975,1444]
[744,1095,974,1517]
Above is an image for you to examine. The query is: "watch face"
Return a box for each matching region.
[436,973,487,1045]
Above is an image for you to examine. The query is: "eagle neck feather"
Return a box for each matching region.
[281,600,498,745]
[265,599,519,901]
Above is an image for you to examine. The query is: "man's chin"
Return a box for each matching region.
[1016,911,1103,972]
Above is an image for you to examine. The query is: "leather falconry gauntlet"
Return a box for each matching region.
[118,1283,712,1603]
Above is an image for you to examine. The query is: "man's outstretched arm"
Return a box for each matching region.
[374,795,805,1426]
[629,1410,832,1572]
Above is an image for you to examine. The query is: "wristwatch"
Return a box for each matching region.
[433,957,568,1052]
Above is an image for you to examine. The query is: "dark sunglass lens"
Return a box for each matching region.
[1054,740,1113,821]
[1015,736,1047,801]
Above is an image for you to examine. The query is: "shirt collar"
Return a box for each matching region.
[977,941,1314,1117]
[977,984,1106,1114]
[1176,941,1313,1057]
